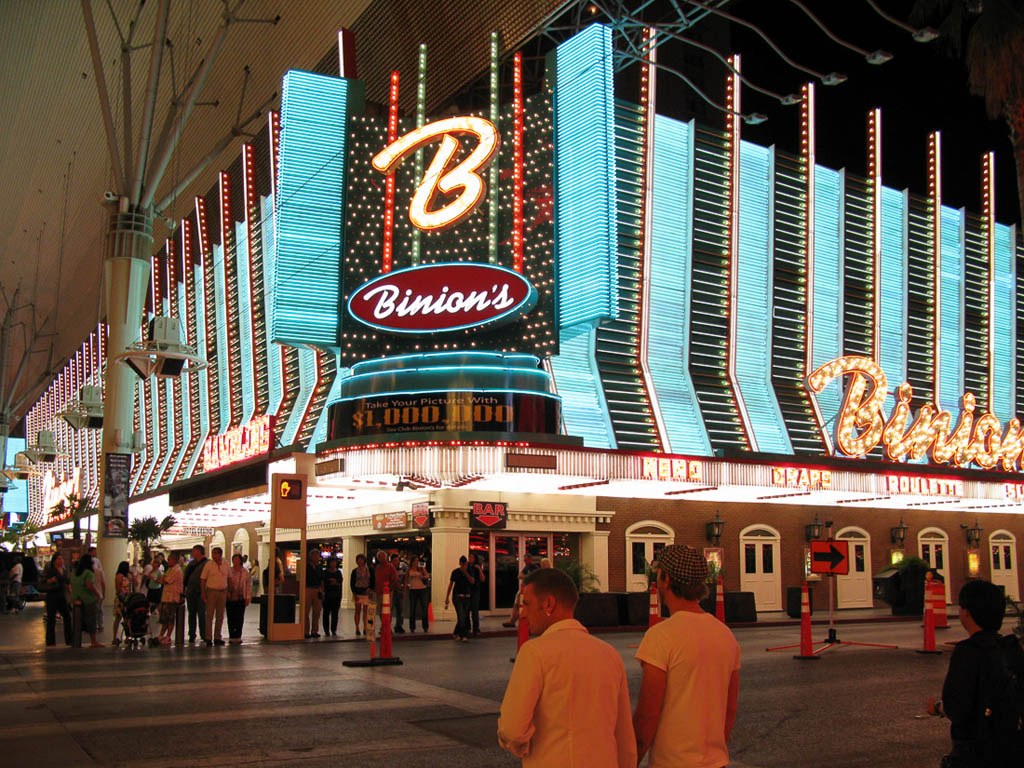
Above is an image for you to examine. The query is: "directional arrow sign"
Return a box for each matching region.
[810,540,850,575]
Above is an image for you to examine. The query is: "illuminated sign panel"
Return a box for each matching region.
[43,468,81,524]
[807,355,1024,472]
[772,467,832,489]
[372,512,409,531]
[886,475,963,497]
[640,457,704,483]
[201,415,274,472]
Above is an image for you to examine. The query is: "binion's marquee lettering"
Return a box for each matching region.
[202,414,275,472]
[372,116,499,231]
[807,355,1024,472]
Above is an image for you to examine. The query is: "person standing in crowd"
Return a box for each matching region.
[468,553,486,636]
[305,548,323,639]
[42,553,72,646]
[633,545,740,768]
[70,554,104,647]
[350,553,373,636]
[129,559,144,593]
[225,553,251,645]
[242,554,251,571]
[503,554,541,627]
[87,546,106,632]
[445,555,475,642]
[201,546,231,646]
[390,553,406,633]
[111,561,132,644]
[405,554,430,633]
[926,579,1024,766]
[183,545,207,643]
[7,555,23,612]
[321,556,344,637]
[144,553,164,611]
[374,550,399,636]
[250,558,260,597]
[158,552,183,645]
[498,568,636,767]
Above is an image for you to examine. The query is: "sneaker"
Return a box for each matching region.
[204,640,213,647]
[214,639,225,646]
[460,637,469,643]
[354,629,361,636]
[312,632,320,638]
[394,626,405,634]
[188,638,196,644]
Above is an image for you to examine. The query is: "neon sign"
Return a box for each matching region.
[43,468,81,523]
[886,475,963,497]
[772,466,832,489]
[807,355,1024,471]
[202,414,274,472]
[641,457,704,483]
[372,116,499,231]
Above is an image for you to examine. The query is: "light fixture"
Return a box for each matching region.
[706,512,725,545]
[805,513,825,542]
[115,316,206,380]
[780,93,802,105]
[865,49,893,65]
[58,386,104,430]
[742,112,768,125]
[821,72,847,86]
[912,27,939,43]
[963,519,983,549]
[22,430,59,462]
[890,516,908,547]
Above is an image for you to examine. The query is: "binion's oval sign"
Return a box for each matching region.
[347,262,537,334]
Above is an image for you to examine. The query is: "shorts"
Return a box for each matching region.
[355,594,370,606]
[159,602,178,624]
[79,602,97,634]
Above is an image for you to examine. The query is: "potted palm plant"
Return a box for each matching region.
[127,515,176,562]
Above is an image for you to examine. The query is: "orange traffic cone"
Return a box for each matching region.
[343,586,403,667]
[649,584,661,627]
[917,583,941,655]
[380,584,394,659]
[933,581,949,629]
[715,575,726,623]
[510,616,530,662]
[428,602,435,624]
[793,581,819,661]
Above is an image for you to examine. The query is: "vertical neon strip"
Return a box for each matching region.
[243,143,260,416]
[383,71,399,274]
[412,44,426,266]
[488,32,500,264]
[725,53,756,451]
[269,111,280,200]
[929,131,942,406]
[868,108,882,357]
[513,50,525,274]
[635,28,666,451]
[983,151,996,411]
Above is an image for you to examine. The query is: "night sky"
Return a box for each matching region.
[652,0,1019,224]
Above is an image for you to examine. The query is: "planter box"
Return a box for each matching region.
[574,591,621,627]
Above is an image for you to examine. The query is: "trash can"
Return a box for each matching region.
[786,586,813,618]
[258,594,297,636]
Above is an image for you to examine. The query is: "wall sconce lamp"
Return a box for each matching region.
[805,513,825,542]
[890,517,908,548]
[706,512,724,545]
[962,519,983,549]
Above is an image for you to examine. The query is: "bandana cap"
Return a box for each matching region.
[656,545,707,585]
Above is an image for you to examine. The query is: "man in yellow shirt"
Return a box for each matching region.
[497,568,636,767]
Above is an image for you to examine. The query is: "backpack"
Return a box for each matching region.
[975,634,1024,764]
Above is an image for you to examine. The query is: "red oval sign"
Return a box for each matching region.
[347,262,537,334]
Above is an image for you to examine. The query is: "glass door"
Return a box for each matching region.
[470,531,491,610]
[494,535,520,610]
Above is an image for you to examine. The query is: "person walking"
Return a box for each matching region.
[503,554,540,627]
[87,546,106,633]
[405,555,430,633]
[445,555,475,642]
[498,567,636,767]
[158,552,183,645]
[111,561,132,644]
[633,545,740,768]
[373,550,399,637]
[304,548,324,639]
[225,553,251,644]
[41,553,72,646]
[183,545,207,644]
[468,553,486,636]
[390,553,406,633]
[321,556,344,637]
[201,546,231,646]
[350,553,373,636]
[70,554,104,647]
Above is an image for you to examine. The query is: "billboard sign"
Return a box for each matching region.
[103,453,131,538]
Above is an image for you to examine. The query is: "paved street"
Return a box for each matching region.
[0,603,961,767]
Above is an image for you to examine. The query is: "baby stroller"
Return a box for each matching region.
[116,593,151,648]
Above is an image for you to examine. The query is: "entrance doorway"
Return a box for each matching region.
[739,524,782,612]
[625,521,674,592]
[918,527,951,603]
[469,532,577,613]
[989,530,1019,601]
[835,527,873,608]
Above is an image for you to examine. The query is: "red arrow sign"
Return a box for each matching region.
[810,540,849,575]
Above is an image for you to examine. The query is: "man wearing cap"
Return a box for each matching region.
[497,567,636,767]
[633,545,740,768]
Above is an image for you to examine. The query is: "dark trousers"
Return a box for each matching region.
[186,592,206,640]
[226,599,246,639]
[392,589,404,628]
[453,595,471,638]
[45,597,72,646]
[322,592,341,634]
[408,588,429,631]
[470,590,482,634]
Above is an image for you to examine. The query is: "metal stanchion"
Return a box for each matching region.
[72,601,82,648]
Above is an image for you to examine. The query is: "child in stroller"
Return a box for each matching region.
[115,592,151,648]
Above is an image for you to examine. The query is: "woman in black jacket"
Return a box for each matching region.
[41,553,72,646]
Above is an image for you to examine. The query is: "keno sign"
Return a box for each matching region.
[347,262,536,334]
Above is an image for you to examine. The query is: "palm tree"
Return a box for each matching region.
[1,521,39,552]
[913,0,1024,227]
[127,515,176,562]
[49,493,99,543]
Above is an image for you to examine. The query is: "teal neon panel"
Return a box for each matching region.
[812,166,844,430]
[281,348,317,447]
[551,23,619,327]
[993,222,1015,420]
[312,359,346,450]
[235,221,256,425]
[939,205,965,413]
[185,262,210,478]
[262,195,284,417]
[213,243,231,431]
[879,186,907,415]
[152,378,174,487]
[647,115,710,455]
[273,70,354,347]
[548,323,616,448]
[142,378,161,490]
[735,141,792,453]
[168,282,191,482]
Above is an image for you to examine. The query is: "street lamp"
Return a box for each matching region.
[890,517,908,548]
[805,513,825,542]
[963,519,983,549]
[706,512,724,545]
